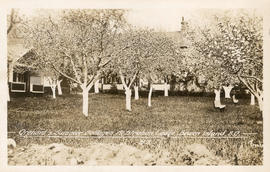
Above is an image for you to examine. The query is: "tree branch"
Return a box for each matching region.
[86,72,101,90]
[47,76,57,86]
[7,21,14,35]
[7,9,15,34]
[51,63,81,85]
[240,75,262,83]
[86,74,96,88]
[128,70,139,88]
[100,45,131,67]
[98,59,111,68]
[237,74,256,96]
[83,55,88,85]
[119,70,128,90]
[63,52,82,84]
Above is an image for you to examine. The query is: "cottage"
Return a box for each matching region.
[7,17,203,97]
[7,37,68,97]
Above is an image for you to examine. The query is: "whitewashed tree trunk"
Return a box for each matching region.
[119,71,138,111]
[8,62,14,82]
[125,88,132,111]
[250,94,255,105]
[257,95,263,111]
[237,76,263,111]
[232,95,239,103]
[7,63,13,101]
[57,80,62,95]
[48,77,57,99]
[7,93,10,101]
[51,85,56,99]
[82,87,89,117]
[164,82,168,97]
[80,75,99,117]
[7,84,10,102]
[148,85,153,107]
[94,80,99,93]
[223,85,233,98]
[214,89,221,105]
[134,86,139,100]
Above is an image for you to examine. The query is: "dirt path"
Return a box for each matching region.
[8,142,228,165]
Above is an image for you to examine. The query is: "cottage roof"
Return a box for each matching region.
[164,31,188,49]
[8,38,30,63]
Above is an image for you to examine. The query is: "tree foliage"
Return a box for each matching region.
[24,9,128,115]
[187,10,263,109]
[25,9,127,86]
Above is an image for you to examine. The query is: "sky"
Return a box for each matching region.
[126,9,195,32]
[16,8,202,32]
[16,8,261,32]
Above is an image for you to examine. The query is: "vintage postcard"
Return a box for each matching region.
[0,0,270,171]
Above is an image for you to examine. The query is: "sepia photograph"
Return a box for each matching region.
[1,0,269,169]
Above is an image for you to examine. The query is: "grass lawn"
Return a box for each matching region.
[8,93,263,165]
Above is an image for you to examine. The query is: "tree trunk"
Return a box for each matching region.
[51,85,56,99]
[148,85,153,107]
[250,94,255,105]
[164,82,169,97]
[7,84,10,102]
[237,75,262,111]
[125,88,132,111]
[214,89,221,104]
[257,95,263,111]
[94,80,99,93]
[8,63,13,101]
[57,80,62,95]
[134,86,139,100]
[82,87,89,117]
[223,85,233,98]
[8,62,14,82]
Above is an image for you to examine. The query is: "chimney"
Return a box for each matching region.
[180,16,188,49]
[181,16,186,32]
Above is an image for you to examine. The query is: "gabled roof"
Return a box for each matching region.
[8,38,30,63]
[164,17,189,49]
[164,31,188,49]
[7,23,31,63]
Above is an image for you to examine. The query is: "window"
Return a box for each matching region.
[11,82,26,92]
[30,76,44,93]
[13,72,25,82]
[30,76,42,85]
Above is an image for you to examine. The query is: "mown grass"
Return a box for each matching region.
[8,93,263,165]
